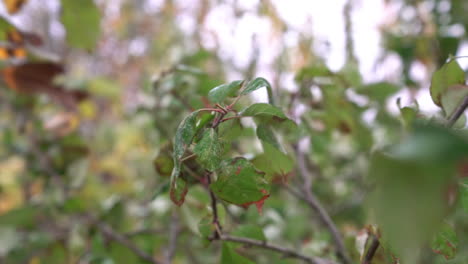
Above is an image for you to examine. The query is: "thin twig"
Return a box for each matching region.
[206,173,221,238]
[446,94,468,128]
[124,228,165,237]
[361,235,380,264]
[180,153,197,162]
[96,221,161,264]
[221,115,243,122]
[218,234,336,264]
[165,210,180,264]
[295,148,352,264]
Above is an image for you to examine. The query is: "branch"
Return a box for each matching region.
[125,228,165,237]
[206,173,222,237]
[96,221,161,264]
[361,235,380,264]
[219,234,336,264]
[446,94,468,128]
[165,210,180,264]
[295,148,352,264]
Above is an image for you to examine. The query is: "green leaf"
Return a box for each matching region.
[256,124,280,150]
[208,80,244,103]
[356,82,400,103]
[388,124,468,163]
[252,143,293,181]
[367,124,468,263]
[198,217,213,239]
[440,86,468,128]
[431,223,458,260]
[399,107,417,127]
[294,65,331,82]
[170,110,201,205]
[241,77,275,104]
[232,225,266,241]
[173,110,201,163]
[240,103,287,121]
[194,128,222,171]
[221,243,255,264]
[110,242,140,264]
[0,205,39,229]
[430,60,465,107]
[153,152,174,177]
[61,0,101,50]
[211,158,270,213]
[460,178,468,213]
[170,176,188,206]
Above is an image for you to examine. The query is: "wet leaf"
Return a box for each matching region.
[194,128,222,171]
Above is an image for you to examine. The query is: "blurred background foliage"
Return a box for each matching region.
[0,0,468,263]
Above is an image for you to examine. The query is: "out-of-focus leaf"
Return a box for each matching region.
[240,77,274,104]
[389,124,468,163]
[221,243,255,264]
[211,158,270,213]
[294,65,331,82]
[0,205,39,229]
[356,82,400,103]
[110,242,140,264]
[194,128,222,171]
[460,178,468,213]
[340,62,362,87]
[61,0,101,50]
[88,78,120,99]
[430,60,465,107]
[368,124,468,263]
[198,217,213,239]
[232,225,266,241]
[153,152,174,177]
[400,107,417,126]
[43,244,67,264]
[440,85,468,128]
[431,223,458,260]
[252,143,293,182]
[208,80,243,103]
[256,124,280,150]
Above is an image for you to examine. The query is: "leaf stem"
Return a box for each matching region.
[199,108,225,113]
[221,116,244,122]
[180,153,196,162]
[361,235,380,264]
[446,94,468,128]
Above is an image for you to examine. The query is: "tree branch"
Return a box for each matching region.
[295,148,352,264]
[361,235,380,264]
[206,173,222,238]
[165,210,180,264]
[446,94,468,128]
[218,234,336,264]
[96,221,161,264]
